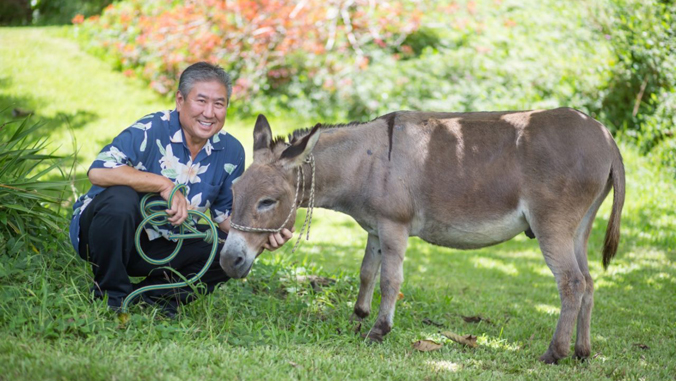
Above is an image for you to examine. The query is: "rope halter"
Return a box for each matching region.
[229,154,316,253]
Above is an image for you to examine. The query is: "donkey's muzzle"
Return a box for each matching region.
[219,233,255,278]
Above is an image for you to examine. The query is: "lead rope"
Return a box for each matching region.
[291,155,315,253]
[229,154,316,254]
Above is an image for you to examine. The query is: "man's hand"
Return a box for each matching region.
[159,179,189,226]
[263,228,294,251]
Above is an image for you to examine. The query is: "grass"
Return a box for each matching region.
[1,26,675,380]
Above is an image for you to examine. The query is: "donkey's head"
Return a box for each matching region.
[220,114,320,278]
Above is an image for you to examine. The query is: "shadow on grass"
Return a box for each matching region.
[0,76,98,134]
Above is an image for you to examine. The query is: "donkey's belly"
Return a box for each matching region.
[415,208,529,250]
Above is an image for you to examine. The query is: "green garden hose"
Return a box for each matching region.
[120,184,219,314]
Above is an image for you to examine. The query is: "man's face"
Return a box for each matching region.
[176,80,228,147]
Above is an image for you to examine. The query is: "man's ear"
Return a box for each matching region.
[279,124,321,169]
[176,90,185,112]
[253,114,272,152]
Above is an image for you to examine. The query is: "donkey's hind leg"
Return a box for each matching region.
[537,234,586,364]
[573,191,608,360]
[352,234,382,321]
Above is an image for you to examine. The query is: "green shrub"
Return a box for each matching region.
[0,0,32,26]
[322,1,611,119]
[0,0,114,26]
[594,0,676,171]
[0,116,73,257]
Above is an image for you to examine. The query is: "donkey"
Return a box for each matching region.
[220,108,625,364]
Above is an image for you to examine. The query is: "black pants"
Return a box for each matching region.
[78,185,229,310]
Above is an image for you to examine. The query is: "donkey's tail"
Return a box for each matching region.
[602,141,626,269]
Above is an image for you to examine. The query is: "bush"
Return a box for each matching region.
[0,116,73,257]
[0,0,32,26]
[0,0,114,26]
[77,0,423,118]
[78,0,616,120]
[594,0,676,170]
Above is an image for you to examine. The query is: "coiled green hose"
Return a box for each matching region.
[120,184,219,314]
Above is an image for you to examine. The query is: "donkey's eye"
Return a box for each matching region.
[257,198,277,210]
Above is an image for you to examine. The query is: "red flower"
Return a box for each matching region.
[72,14,85,24]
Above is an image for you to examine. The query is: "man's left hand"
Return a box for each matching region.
[264,228,294,251]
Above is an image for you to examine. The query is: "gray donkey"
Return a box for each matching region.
[220,108,625,364]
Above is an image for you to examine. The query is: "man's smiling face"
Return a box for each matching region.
[176,79,228,149]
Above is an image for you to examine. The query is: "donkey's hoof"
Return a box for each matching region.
[573,348,591,361]
[364,321,391,343]
[538,351,561,365]
[353,307,369,320]
[365,331,384,343]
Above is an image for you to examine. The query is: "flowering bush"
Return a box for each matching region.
[78,0,620,121]
[79,0,423,117]
[77,0,674,174]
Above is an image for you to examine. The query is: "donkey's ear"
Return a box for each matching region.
[279,124,321,168]
[253,114,272,151]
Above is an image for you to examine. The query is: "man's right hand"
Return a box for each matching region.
[159,180,189,226]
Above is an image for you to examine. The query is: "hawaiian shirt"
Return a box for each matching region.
[69,109,245,251]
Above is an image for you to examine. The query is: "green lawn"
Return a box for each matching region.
[1,27,675,380]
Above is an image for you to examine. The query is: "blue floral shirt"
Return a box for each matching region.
[69,109,245,251]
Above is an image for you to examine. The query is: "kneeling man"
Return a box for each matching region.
[69,62,292,315]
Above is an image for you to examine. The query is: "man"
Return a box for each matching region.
[69,62,293,315]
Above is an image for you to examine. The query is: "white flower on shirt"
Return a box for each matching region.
[158,142,181,178]
[157,141,209,184]
[170,129,183,143]
[176,161,209,184]
[160,110,171,121]
[96,146,128,168]
[213,208,230,223]
[188,192,211,214]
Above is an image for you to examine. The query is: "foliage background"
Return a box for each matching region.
[69,0,676,174]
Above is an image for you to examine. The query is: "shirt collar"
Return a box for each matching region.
[168,109,228,152]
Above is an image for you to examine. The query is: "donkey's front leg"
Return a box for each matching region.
[367,222,408,342]
[352,234,381,321]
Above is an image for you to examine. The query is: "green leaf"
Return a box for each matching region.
[156,139,166,155]
[161,169,178,178]
[224,163,237,175]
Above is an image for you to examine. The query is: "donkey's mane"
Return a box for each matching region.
[269,119,375,150]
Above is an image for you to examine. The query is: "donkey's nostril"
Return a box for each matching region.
[234,255,244,267]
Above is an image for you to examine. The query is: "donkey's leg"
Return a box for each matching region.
[538,235,586,364]
[352,234,382,321]
[572,233,593,360]
[367,222,408,342]
[573,193,607,360]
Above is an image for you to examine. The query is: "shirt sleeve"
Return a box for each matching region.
[211,152,245,224]
[89,117,154,172]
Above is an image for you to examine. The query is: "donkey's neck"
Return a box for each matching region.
[298,119,389,219]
